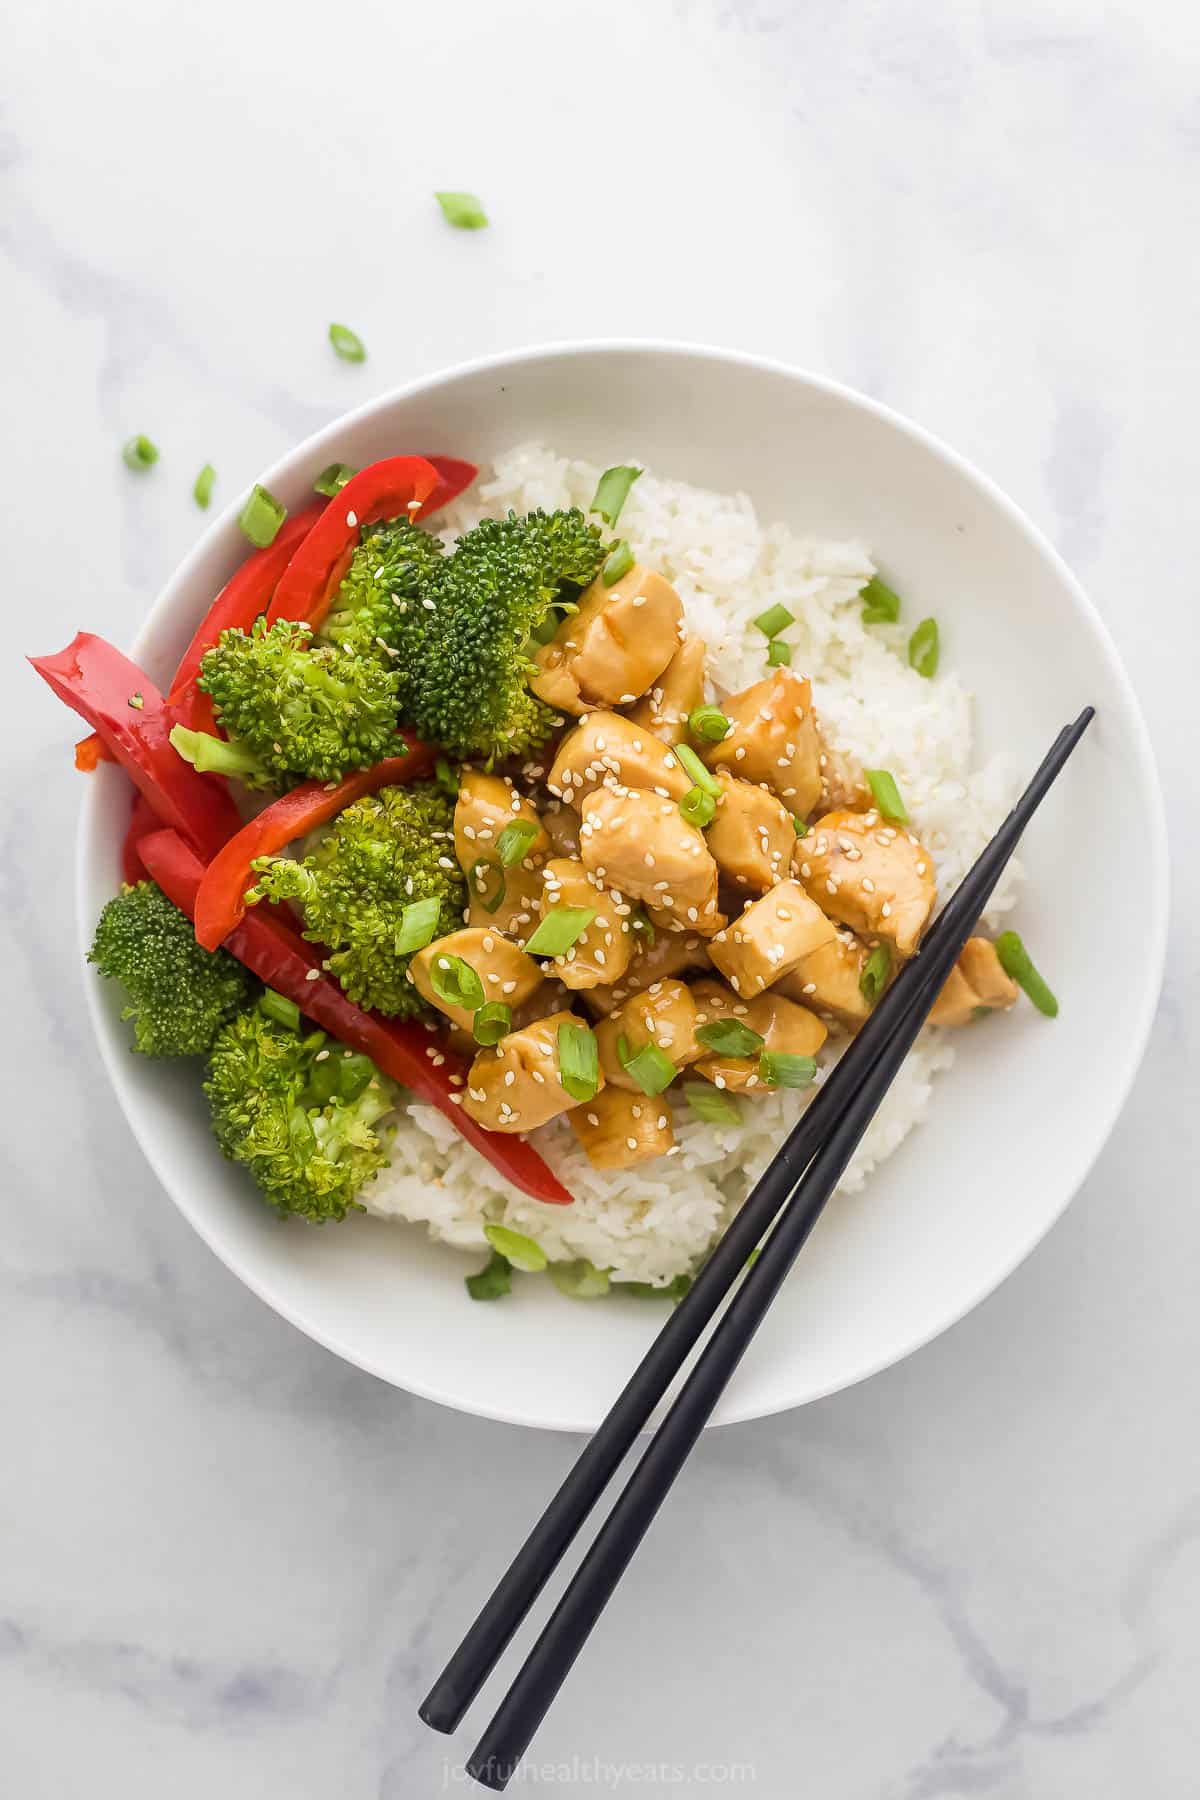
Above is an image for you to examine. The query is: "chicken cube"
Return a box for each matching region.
[694,987,828,1093]
[625,637,708,747]
[705,773,795,892]
[580,786,722,931]
[578,930,711,1017]
[536,857,634,991]
[707,879,837,997]
[928,937,1020,1027]
[547,711,691,806]
[530,563,684,714]
[410,928,544,1032]
[594,978,705,1090]
[796,809,937,957]
[539,799,582,860]
[699,669,822,817]
[455,770,550,937]
[569,1086,675,1170]
[777,930,872,1032]
[462,1011,603,1133]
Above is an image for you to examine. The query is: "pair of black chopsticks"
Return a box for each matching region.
[420,708,1095,1790]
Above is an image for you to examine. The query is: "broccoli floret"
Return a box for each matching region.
[245,780,465,1016]
[403,509,606,762]
[190,616,402,786]
[89,881,254,1056]
[319,518,446,667]
[205,1002,396,1222]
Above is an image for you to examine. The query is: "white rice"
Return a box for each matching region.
[361,444,1021,1285]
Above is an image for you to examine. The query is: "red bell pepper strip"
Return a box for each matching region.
[30,634,244,860]
[193,738,434,952]
[419,454,478,518]
[166,501,325,734]
[139,828,572,1207]
[265,455,442,632]
[122,794,161,884]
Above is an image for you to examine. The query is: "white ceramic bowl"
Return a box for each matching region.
[76,343,1166,1432]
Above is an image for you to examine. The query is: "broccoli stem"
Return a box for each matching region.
[170,723,272,786]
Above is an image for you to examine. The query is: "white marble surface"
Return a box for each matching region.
[4,2,1197,1794]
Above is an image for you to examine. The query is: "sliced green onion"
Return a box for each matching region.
[122,434,159,472]
[602,539,634,585]
[590,465,642,526]
[473,1002,512,1047]
[683,1081,742,1125]
[394,896,443,955]
[328,322,366,363]
[465,1250,511,1301]
[468,856,506,916]
[618,1273,692,1301]
[550,1258,611,1299]
[688,705,732,744]
[524,907,596,958]
[908,616,940,679]
[429,953,485,1011]
[679,785,716,829]
[629,905,656,946]
[238,483,287,549]
[995,930,1058,1017]
[483,1223,547,1272]
[767,638,792,667]
[865,768,909,823]
[759,1051,817,1089]
[127,692,144,710]
[752,602,794,638]
[695,1018,766,1058]
[860,943,891,1005]
[675,744,722,796]
[313,461,358,498]
[192,463,216,508]
[972,1004,995,1020]
[497,819,538,867]
[435,190,489,229]
[793,817,810,837]
[259,988,301,1031]
[618,1035,678,1097]
[557,1020,600,1102]
[861,573,902,624]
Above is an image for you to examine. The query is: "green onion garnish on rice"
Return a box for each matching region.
[683,1082,741,1125]
[908,616,940,678]
[550,1259,611,1298]
[752,602,793,638]
[590,465,642,526]
[767,638,792,667]
[861,574,901,624]
[758,1052,816,1089]
[866,768,909,823]
[483,1223,547,1272]
[995,930,1059,1017]
[237,483,287,549]
[465,1250,511,1301]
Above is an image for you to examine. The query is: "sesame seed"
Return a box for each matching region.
[345,509,358,526]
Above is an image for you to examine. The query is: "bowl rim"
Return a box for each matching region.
[75,337,1169,1430]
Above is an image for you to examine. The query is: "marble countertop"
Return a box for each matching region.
[5,2,1197,1795]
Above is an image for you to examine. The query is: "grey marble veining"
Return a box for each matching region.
[3,2,1197,1795]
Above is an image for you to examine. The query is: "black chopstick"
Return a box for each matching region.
[421,709,1093,1782]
